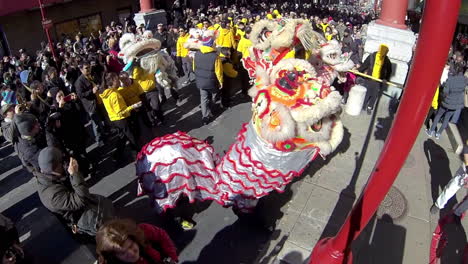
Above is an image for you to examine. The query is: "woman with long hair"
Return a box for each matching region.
[96,219,178,264]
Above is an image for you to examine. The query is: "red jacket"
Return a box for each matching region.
[136,223,178,264]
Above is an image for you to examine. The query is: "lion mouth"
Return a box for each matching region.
[327,52,339,61]
[309,119,323,132]
[136,48,156,58]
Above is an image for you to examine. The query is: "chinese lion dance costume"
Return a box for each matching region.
[118,31,178,92]
[135,19,354,213]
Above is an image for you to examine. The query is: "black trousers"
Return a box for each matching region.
[113,118,138,154]
[144,89,164,124]
[238,65,251,95]
[221,77,235,108]
[425,107,436,130]
[363,80,380,110]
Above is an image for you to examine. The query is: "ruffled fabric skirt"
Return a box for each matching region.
[135,123,318,212]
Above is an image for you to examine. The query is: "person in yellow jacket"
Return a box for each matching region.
[131,65,164,126]
[176,27,194,86]
[192,33,223,125]
[425,86,440,132]
[118,71,151,145]
[273,9,282,19]
[219,48,238,108]
[237,27,252,96]
[319,18,330,34]
[100,72,142,161]
[357,44,392,115]
[118,71,143,106]
[216,21,236,49]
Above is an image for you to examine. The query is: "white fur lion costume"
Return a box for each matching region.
[135,19,353,212]
[119,32,178,90]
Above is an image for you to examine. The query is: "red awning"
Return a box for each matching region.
[0,0,64,17]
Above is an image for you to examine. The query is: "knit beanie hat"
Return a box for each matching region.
[0,104,14,116]
[38,147,63,174]
[14,113,38,137]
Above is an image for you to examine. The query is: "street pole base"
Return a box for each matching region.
[309,237,353,264]
[375,19,408,30]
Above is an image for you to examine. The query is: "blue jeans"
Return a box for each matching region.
[200,89,217,120]
[89,111,104,143]
[429,106,456,136]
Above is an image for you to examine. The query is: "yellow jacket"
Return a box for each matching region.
[176,34,190,58]
[100,88,134,121]
[320,23,329,33]
[235,28,245,42]
[223,61,238,78]
[193,46,224,86]
[118,81,143,106]
[196,23,203,29]
[216,28,236,49]
[132,66,156,92]
[237,36,252,58]
[432,86,440,109]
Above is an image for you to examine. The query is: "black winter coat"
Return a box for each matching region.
[35,170,92,223]
[16,133,47,173]
[75,74,97,114]
[358,52,393,81]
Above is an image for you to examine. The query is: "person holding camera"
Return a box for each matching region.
[36,147,114,236]
[96,219,178,264]
[46,89,93,175]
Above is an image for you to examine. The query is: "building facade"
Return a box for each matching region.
[0,0,139,55]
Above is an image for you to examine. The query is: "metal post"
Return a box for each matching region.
[37,0,58,62]
[308,0,461,263]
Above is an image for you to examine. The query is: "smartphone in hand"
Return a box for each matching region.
[63,94,73,102]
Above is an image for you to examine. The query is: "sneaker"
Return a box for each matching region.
[430,204,439,214]
[182,80,190,86]
[434,133,440,140]
[425,129,433,137]
[366,107,372,115]
[180,219,196,230]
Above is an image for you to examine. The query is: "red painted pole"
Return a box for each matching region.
[139,0,155,13]
[376,0,409,29]
[37,0,58,62]
[309,0,461,263]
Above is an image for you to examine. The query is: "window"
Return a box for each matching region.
[55,13,102,39]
